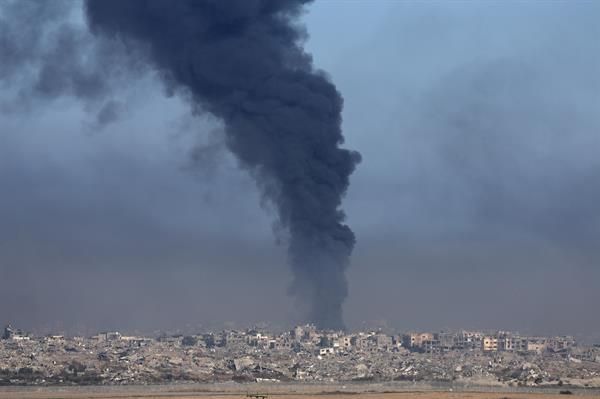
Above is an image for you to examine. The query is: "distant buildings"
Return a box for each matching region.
[0,323,577,357]
[0,322,592,386]
[2,324,30,341]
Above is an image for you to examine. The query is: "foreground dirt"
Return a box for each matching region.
[1,389,599,399]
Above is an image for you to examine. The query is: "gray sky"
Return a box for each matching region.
[1,0,599,339]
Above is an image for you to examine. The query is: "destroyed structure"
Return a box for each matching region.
[1,324,599,388]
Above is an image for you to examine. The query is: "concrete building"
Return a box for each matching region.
[547,336,576,352]
[2,325,29,341]
[373,333,393,350]
[456,331,484,350]
[482,336,499,351]
[436,331,457,351]
[526,338,547,354]
[319,347,335,356]
[403,332,434,350]
[2,325,14,340]
[496,332,526,352]
[351,333,369,349]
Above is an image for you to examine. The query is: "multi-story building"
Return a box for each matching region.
[482,336,499,351]
[547,336,576,352]
[351,333,369,349]
[403,332,434,350]
[456,330,484,350]
[334,335,352,349]
[526,338,547,354]
[436,331,457,351]
[497,332,526,352]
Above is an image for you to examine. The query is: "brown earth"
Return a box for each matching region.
[1,388,599,399]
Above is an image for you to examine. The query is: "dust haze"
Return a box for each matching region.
[0,0,599,339]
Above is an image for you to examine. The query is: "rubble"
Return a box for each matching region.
[0,324,598,388]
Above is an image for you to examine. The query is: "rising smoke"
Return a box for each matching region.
[84,0,360,330]
[0,0,142,127]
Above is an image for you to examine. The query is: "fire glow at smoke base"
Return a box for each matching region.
[85,0,360,330]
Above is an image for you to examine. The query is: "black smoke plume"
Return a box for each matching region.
[85,0,360,330]
[0,0,141,127]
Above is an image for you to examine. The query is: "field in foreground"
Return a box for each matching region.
[1,385,600,399]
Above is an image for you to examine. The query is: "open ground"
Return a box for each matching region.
[1,385,600,399]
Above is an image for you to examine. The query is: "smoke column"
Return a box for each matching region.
[0,0,141,127]
[85,0,360,330]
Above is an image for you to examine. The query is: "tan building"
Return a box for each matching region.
[526,339,547,354]
[403,332,434,349]
[497,334,526,352]
[482,336,498,351]
[334,335,352,349]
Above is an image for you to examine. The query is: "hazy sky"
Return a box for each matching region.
[1,1,599,338]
